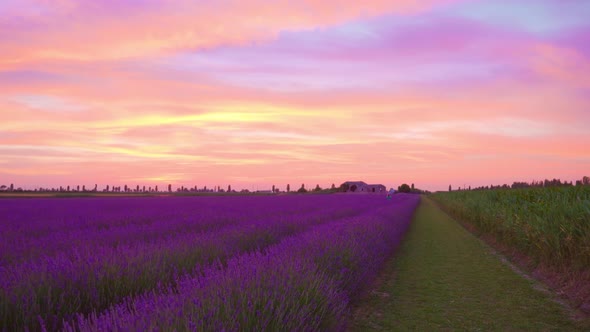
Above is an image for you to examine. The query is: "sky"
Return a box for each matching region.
[1,0,589,192]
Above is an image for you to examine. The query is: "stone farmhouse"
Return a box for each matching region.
[341,181,386,193]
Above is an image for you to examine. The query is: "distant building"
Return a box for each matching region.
[341,181,386,193]
[367,184,387,193]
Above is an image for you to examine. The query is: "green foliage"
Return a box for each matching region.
[432,186,590,270]
[398,184,411,193]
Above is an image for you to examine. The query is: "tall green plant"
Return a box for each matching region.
[432,186,590,270]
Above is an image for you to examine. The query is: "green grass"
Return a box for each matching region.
[350,197,582,331]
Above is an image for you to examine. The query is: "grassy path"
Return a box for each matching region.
[350,197,581,331]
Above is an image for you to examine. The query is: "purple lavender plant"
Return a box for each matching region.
[62,194,419,331]
[0,194,418,331]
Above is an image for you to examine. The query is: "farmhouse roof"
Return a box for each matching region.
[342,181,368,186]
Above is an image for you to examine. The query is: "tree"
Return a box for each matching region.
[331,183,336,190]
[287,184,290,193]
[297,184,307,193]
[398,184,411,193]
[314,184,322,192]
[584,176,590,186]
[228,185,231,192]
[82,185,86,192]
[340,183,350,192]
[272,185,275,193]
[411,183,415,190]
[168,184,172,192]
[449,184,452,192]
[350,184,357,192]
[10,183,13,191]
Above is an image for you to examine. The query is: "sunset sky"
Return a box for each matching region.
[1,0,589,192]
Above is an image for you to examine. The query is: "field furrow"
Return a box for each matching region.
[63,194,419,331]
[0,195,416,331]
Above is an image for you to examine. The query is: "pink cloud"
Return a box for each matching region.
[0,0,456,66]
[1,0,589,191]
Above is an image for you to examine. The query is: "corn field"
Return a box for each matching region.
[432,186,590,270]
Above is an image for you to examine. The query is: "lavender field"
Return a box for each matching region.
[0,194,419,331]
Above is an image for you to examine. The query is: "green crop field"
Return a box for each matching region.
[350,197,582,331]
[431,186,590,271]
[431,186,590,319]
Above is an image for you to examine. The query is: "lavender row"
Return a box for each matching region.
[65,194,420,331]
[0,195,384,331]
[0,196,338,266]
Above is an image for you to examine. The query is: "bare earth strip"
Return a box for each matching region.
[349,197,583,331]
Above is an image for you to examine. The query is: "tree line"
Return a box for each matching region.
[396,183,430,194]
[0,183,341,194]
[448,176,590,192]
